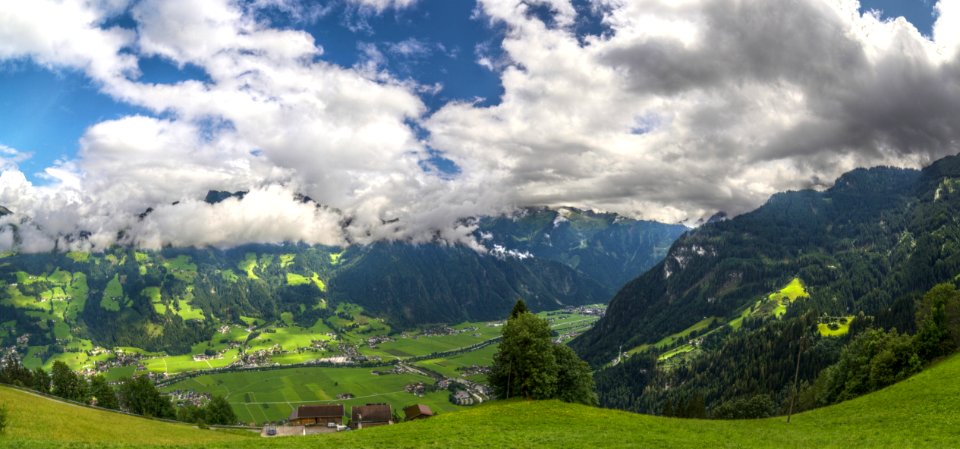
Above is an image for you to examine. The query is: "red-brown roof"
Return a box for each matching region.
[403,404,434,420]
[289,404,344,420]
[351,404,392,423]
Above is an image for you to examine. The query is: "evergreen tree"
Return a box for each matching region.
[89,375,118,410]
[117,376,175,419]
[490,306,598,405]
[682,393,706,419]
[50,361,87,403]
[490,311,558,399]
[0,355,33,387]
[914,283,960,359]
[32,368,50,394]
[177,404,205,424]
[662,400,674,417]
[204,395,236,425]
[553,345,598,406]
[510,299,529,318]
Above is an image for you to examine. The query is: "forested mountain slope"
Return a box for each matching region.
[573,154,960,413]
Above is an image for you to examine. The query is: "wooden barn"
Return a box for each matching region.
[350,403,394,429]
[288,404,344,427]
[403,404,434,421]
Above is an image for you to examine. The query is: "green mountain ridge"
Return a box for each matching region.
[0,208,681,365]
[572,153,960,414]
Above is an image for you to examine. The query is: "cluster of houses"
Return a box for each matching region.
[456,365,491,377]
[562,305,606,317]
[167,389,212,407]
[272,403,434,436]
[416,326,481,338]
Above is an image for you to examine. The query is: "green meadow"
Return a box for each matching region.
[4,351,960,448]
[819,315,856,337]
[161,366,465,425]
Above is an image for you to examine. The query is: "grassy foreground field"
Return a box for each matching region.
[3,352,960,448]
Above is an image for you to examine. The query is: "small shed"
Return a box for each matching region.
[403,404,434,421]
[350,403,394,429]
[288,404,345,427]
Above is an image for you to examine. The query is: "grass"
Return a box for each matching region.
[768,277,810,318]
[142,349,241,375]
[65,251,90,263]
[246,319,335,355]
[239,253,260,280]
[658,344,696,362]
[163,255,198,282]
[162,366,464,425]
[627,317,718,355]
[285,272,327,292]
[100,274,124,312]
[0,386,252,447]
[7,352,960,448]
[819,316,856,337]
[414,344,499,379]
[285,273,310,286]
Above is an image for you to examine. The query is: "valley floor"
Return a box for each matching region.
[3,351,960,448]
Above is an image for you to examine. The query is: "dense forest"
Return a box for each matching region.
[576,154,960,416]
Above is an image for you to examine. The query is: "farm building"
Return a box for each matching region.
[288,404,344,427]
[350,403,394,429]
[403,404,434,421]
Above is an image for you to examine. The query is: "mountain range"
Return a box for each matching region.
[0,205,684,356]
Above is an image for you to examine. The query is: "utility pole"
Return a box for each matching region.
[787,334,805,423]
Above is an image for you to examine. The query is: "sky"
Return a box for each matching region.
[0,0,958,253]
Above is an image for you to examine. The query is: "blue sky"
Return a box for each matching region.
[1,0,934,184]
[2,0,960,251]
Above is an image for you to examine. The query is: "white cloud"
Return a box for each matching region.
[0,145,32,171]
[2,0,960,252]
[0,0,476,252]
[426,0,960,223]
[0,0,136,80]
[348,0,419,14]
[935,0,960,59]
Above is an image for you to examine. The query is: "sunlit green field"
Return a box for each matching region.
[161,366,465,425]
[413,344,499,380]
[819,315,856,337]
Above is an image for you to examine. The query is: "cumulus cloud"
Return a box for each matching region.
[426,0,960,223]
[2,0,960,252]
[0,0,136,80]
[0,0,464,252]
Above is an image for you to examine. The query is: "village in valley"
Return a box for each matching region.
[1,287,603,434]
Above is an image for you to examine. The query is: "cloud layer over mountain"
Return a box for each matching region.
[1,0,960,252]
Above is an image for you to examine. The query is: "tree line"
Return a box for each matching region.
[0,359,236,426]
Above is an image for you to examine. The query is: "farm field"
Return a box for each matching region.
[161,366,464,424]
[155,308,601,425]
[413,344,499,380]
[5,351,960,448]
